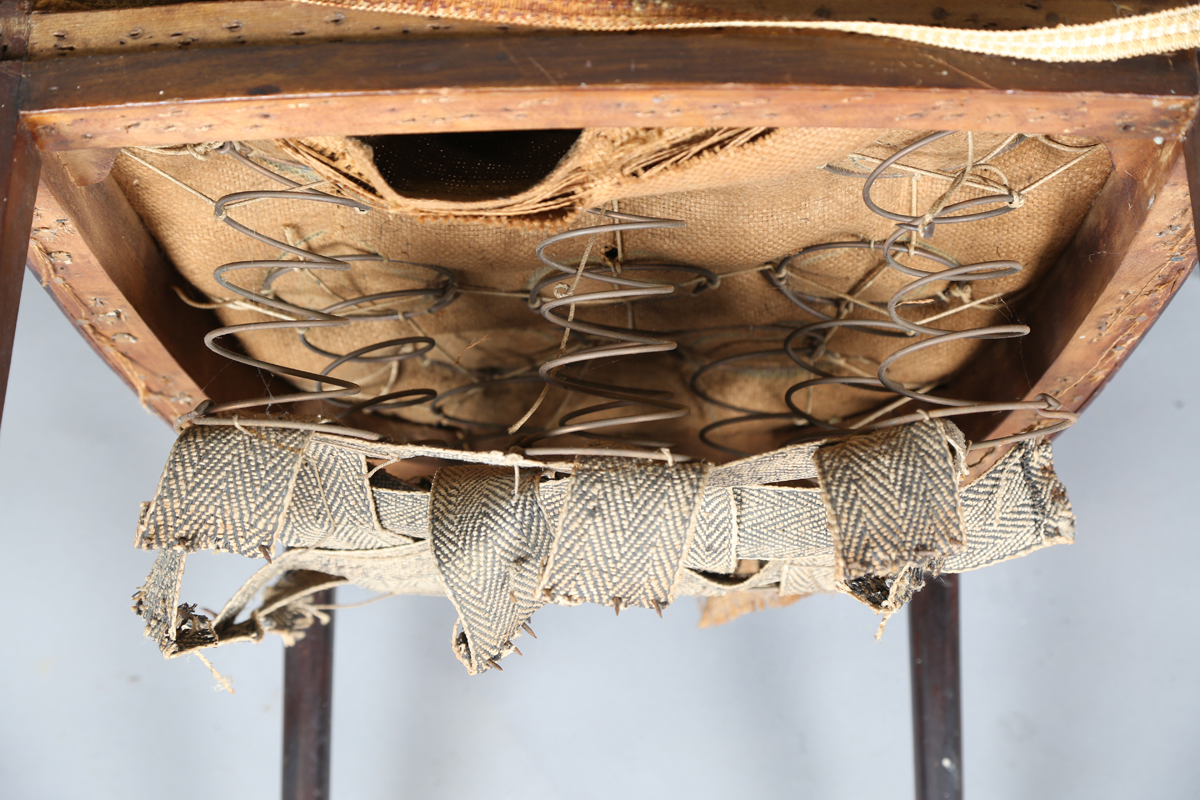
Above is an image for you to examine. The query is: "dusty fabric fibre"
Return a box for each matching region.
[134,419,1074,674]
[113,127,1110,460]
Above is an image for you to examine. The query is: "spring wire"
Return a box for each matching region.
[520,209,713,461]
[183,142,457,440]
[179,134,1075,462]
[697,130,1076,456]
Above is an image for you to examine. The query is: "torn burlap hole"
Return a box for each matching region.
[277,127,801,226]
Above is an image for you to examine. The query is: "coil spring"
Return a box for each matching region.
[515,208,712,460]
[430,221,719,455]
[698,130,1076,455]
[181,142,458,440]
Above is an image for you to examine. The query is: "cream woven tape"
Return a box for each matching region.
[133,420,1074,673]
[299,0,1200,62]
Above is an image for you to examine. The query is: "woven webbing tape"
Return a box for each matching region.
[814,419,968,614]
[431,465,553,675]
[133,420,1073,673]
[299,1,1200,63]
[540,456,710,612]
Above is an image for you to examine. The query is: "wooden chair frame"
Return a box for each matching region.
[1,4,1196,798]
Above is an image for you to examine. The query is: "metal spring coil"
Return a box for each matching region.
[697,130,1076,456]
[515,208,715,461]
[181,142,458,440]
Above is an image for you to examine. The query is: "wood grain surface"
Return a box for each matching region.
[19,32,1198,151]
[953,136,1196,477]
[0,60,40,428]
[26,152,269,423]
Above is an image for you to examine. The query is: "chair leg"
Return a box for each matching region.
[0,61,41,431]
[1184,104,1200,235]
[909,573,963,800]
[283,588,336,800]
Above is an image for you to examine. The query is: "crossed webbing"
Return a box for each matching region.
[133,420,1074,673]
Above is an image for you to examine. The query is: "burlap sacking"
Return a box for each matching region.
[112,127,1110,460]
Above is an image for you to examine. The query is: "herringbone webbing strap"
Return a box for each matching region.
[131,548,191,656]
[735,486,829,560]
[813,419,967,611]
[136,426,312,556]
[538,455,710,612]
[132,547,268,658]
[430,465,553,674]
[690,487,738,573]
[284,435,414,550]
[133,423,1074,672]
[947,436,1074,571]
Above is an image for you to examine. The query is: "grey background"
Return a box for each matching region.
[1,268,1197,800]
